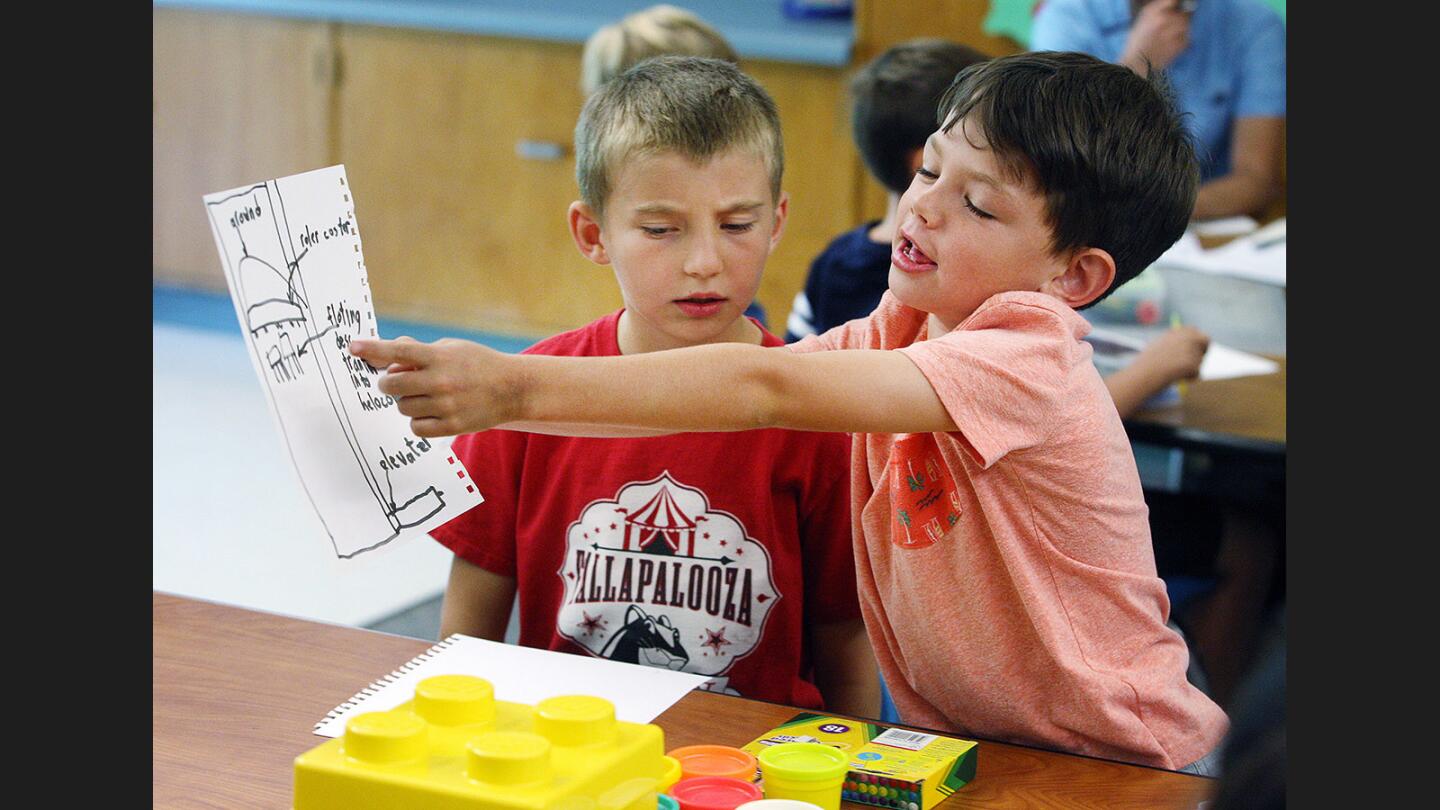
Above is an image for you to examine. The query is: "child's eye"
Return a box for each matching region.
[916,167,939,181]
[964,195,995,220]
[640,226,673,236]
[722,222,756,233]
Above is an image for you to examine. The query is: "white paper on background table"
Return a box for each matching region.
[1155,223,1287,287]
[202,165,483,558]
[313,634,709,737]
[1191,215,1258,238]
[1086,327,1279,382]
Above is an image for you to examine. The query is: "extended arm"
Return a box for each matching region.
[349,338,958,439]
[1192,116,1285,220]
[439,555,517,641]
[810,618,881,718]
[1103,326,1208,417]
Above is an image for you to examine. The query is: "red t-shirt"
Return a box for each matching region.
[431,310,858,709]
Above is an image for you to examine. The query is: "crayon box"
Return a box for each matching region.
[740,713,977,810]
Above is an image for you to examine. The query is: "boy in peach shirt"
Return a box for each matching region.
[352,51,1227,772]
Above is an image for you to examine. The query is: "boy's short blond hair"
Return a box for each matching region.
[574,56,784,220]
[580,4,739,96]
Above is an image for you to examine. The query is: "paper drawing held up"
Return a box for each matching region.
[203,165,483,558]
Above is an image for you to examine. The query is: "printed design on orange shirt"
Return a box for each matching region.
[889,433,963,550]
[556,472,781,696]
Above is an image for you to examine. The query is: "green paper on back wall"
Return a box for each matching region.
[983,0,1040,47]
[983,0,1284,50]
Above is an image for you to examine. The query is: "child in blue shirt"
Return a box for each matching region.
[1032,0,1286,220]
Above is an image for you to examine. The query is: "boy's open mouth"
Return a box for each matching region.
[893,235,938,273]
[674,294,727,316]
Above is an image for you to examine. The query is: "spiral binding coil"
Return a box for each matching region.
[337,170,376,338]
[313,634,462,732]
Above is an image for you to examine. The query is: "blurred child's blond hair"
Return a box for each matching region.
[580,4,739,96]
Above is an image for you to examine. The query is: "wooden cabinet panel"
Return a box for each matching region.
[854,0,1024,65]
[746,60,862,334]
[156,13,862,340]
[333,26,614,339]
[335,26,858,340]
[153,8,334,291]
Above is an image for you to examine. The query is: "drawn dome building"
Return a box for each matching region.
[238,253,306,335]
[621,486,696,556]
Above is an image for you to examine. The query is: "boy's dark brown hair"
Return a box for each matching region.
[850,38,990,195]
[938,50,1198,306]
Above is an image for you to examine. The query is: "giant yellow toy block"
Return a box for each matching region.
[294,675,666,810]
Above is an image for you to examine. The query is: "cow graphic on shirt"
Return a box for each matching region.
[598,604,690,669]
[556,472,779,695]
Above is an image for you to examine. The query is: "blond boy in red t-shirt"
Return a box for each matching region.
[428,57,875,716]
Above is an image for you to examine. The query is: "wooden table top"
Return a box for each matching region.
[154,591,1214,809]
[1127,357,1286,455]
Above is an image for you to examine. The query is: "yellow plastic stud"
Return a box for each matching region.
[414,674,496,726]
[467,731,552,785]
[343,712,427,764]
[534,695,618,747]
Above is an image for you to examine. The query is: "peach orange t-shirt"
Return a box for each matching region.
[790,290,1227,769]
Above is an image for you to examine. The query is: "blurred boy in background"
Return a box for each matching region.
[580,4,738,95]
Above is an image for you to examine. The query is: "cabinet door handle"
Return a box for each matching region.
[515,140,567,161]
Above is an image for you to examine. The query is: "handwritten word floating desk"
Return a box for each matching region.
[153,592,1214,809]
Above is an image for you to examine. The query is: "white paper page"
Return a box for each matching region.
[1085,327,1277,383]
[1202,236,1286,286]
[314,635,709,737]
[1191,215,1258,238]
[1198,342,1281,381]
[1083,326,1149,354]
[202,165,483,559]
[1249,217,1285,247]
[1153,228,1286,287]
[1157,230,1205,264]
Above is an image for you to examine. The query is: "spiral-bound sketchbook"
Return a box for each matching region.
[202,165,483,559]
[314,634,709,737]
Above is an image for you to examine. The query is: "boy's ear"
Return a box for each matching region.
[768,192,790,253]
[568,201,611,265]
[1041,247,1116,308]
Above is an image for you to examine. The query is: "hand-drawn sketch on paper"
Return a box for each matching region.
[203,165,483,558]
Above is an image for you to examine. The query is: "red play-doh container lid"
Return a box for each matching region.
[668,745,759,782]
[671,776,764,810]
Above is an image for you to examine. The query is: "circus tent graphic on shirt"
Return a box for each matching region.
[556,472,780,695]
[621,484,697,556]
